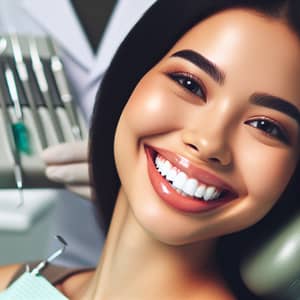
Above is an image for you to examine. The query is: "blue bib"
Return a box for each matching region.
[0,271,68,300]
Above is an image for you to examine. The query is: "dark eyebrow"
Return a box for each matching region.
[250,93,300,125]
[171,49,225,85]
[170,50,300,125]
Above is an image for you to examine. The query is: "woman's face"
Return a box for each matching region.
[114,9,300,245]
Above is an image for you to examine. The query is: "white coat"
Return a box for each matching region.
[0,0,156,267]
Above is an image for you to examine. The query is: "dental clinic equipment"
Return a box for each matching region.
[4,63,31,154]
[0,67,24,206]
[29,37,65,143]
[0,236,68,300]
[31,235,68,276]
[47,38,82,140]
[0,34,86,191]
[10,34,47,149]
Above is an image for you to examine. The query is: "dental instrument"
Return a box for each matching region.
[10,34,47,149]
[29,37,64,143]
[47,38,82,140]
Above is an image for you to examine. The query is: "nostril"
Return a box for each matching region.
[209,157,220,163]
[186,142,222,162]
[186,143,198,151]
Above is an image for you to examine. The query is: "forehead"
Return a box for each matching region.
[163,8,300,104]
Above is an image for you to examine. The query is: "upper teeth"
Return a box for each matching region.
[155,155,222,201]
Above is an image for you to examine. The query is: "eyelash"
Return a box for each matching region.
[167,72,206,100]
[244,118,290,144]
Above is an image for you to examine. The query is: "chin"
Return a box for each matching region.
[128,195,222,246]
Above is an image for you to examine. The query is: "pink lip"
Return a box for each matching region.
[145,145,238,214]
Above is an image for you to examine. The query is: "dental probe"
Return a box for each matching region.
[47,38,82,140]
[29,37,65,143]
[4,63,31,154]
[10,34,47,149]
[31,235,68,276]
[0,67,24,206]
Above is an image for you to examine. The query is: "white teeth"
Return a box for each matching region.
[172,172,187,190]
[155,156,163,173]
[156,155,162,164]
[154,154,223,201]
[166,167,178,182]
[182,178,198,196]
[161,160,172,177]
[203,186,216,201]
[195,184,206,198]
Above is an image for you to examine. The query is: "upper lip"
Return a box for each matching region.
[146,144,237,195]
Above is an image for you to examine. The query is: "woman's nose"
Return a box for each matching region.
[181,123,233,167]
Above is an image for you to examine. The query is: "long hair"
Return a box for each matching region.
[90,1,300,299]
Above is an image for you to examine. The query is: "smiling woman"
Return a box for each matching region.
[111,7,300,247]
[89,1,300,299]
[2,0,300,299]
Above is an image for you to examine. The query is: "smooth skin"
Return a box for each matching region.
[1,8,300,300]
[115,9,300,245]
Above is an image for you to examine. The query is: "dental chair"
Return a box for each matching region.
[240,196,300,300]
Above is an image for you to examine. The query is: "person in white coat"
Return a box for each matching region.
[0,0,156,267]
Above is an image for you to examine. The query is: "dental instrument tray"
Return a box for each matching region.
[0,34,87,189]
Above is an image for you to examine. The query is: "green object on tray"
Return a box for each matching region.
[12,121,31,154]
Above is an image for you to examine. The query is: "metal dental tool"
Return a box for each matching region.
[29,37,64,143]
[0,236,68,299]
[4,63,31,154]
[10,34,47,149]
[5,66,22,119]
[47,38,82,140]
[31,235,68,276]
[0,65,24,206]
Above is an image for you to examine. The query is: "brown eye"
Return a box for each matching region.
[245,119,289,144]
[168,72,206,100]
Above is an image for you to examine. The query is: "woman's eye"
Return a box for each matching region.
[168,73,206,99]
[245,119,289,144]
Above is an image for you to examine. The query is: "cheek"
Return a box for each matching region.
[120,75,185,137]
[204,146,299,237]
[237,139,297,207]
[214,137,299,235]
[114,74,182,191]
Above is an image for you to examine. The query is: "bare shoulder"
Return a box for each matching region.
[0,263,22,291]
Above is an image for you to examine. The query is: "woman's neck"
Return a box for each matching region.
[77,189,227,300]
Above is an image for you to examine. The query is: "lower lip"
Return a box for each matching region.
[145,146,235,214]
